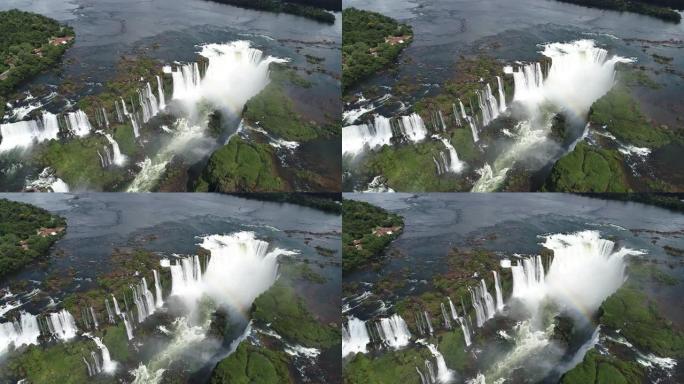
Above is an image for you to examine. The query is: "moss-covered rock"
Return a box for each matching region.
[194,136,284,192]
[543,141,629,192]
[251,280,339,349]
[209,342,291,384]
[590,86,671,148]
[242,84,321,141]
[560,350,644,384]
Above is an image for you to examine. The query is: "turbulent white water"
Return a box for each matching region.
[0,112,60,152]
[65,110,93,137]
[128,41,284,191]
[0,312,41,355]
[472,40,633,192]
[434,136,465,174]
[422,342,454,383]
[342,316,370,357]
[342,113,428,155]
[377,313,412,349]
[24,167,69,192]
[153,270,164,308]
[164,232,287,315]
[102,133,127,166]
[493,271,504,312]
[86,334,118,374]
[47,309,78,341]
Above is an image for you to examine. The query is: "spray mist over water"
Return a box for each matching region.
[473,40,633,191]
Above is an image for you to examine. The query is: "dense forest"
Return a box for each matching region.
[0,9,75,115]
[342,199,404,272]
[557,0,682,22]
[204,0,336,23]
[0,199,66,279]
[342,8,413,92]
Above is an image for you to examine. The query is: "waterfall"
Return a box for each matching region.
[398,113,428,142]
[0,312,41,354]
[169,255,203,296]
[138,83,159,123]
[447,297,472,346]
[435,136,465,173]
[153,270,164,308]
[120,98,140,138]
[65,110,93,137]
[89,307,99,330]
[171,62,202,100]
[425,360,437,384]
[156,75,166,110]
[510,255,546,302]
[111,294,121,315]
[440,303,452,330]
[0,111,60,152]
[470,287,485,327]
[121,312,134,340]
[493,270,504,312]
[512,62,544,103]
[101,107,110,127]
[165,232,285,313]
[377,314,412,349]
[480,279,496,320]
[102,133,127,166]
[132,277,156,323]
[46,309,78,340]
[83,356,94,377]
[416,366,429,384]
[342,316,371,357]
[477,84,500,127]
[424,311,434,335]
[105,298,115,324]
[342,115,393,155]
[425,343,454,383]
[497,76,507,112]
[85,334,118,374]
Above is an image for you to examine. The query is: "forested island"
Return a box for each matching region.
[556,0,683,22]
[205,0,338,23]
[342,8,413,92]
[0,198,66,279]
[342,199,403,272]
[0,9,74,116]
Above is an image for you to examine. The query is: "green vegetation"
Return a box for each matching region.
[555,0,682,23]
[560,350,644,384]
[543,141,630,192]
[591,86,672,148]
[0,9,74,114]
[35,135,129,190]
[204,0,336,23]
[194,136,284,192]
[344,348,430,383]
[360,140,469,192]
[0,198,65,279]
[251,280,339,348]
[1,339,115,384]
[209,342,291,383]
[599,286,684,357]
[342,199,404,272]
[342,8,413,92]
[242,84,324,141]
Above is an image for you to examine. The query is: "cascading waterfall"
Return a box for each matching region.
[424,311,434,335]
[434,136,465,173]
[397,113,428,142]
[493,270,504,312]
[376,313,412,349]
[171,62,202,100]
[480,279,496,320]
[46,309,78,340]
[84,333,118,374]
[168,255,203,296]
[105,298,115,324]
[470,287,485,327]
[497,76,507,112]
[473,40,633,192]
[0,312,41,354]
[416,366,429,384]
[422,342,454,383]
[121,312,134,340]
[342,115,393,155]
[64,110,93,137]
[164,232,286,313]
[153,270,164,308]
[426,360,437,383]
[111,294,121,316]
[447,297,472,346]
[156,75,166,110]
[440,303,452,330]
[132,277,156,323]
[510,255,546,304]
[0,111,60,152]
[102,133,127,166]
[342,316,371,357]
[477,83,500,127]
